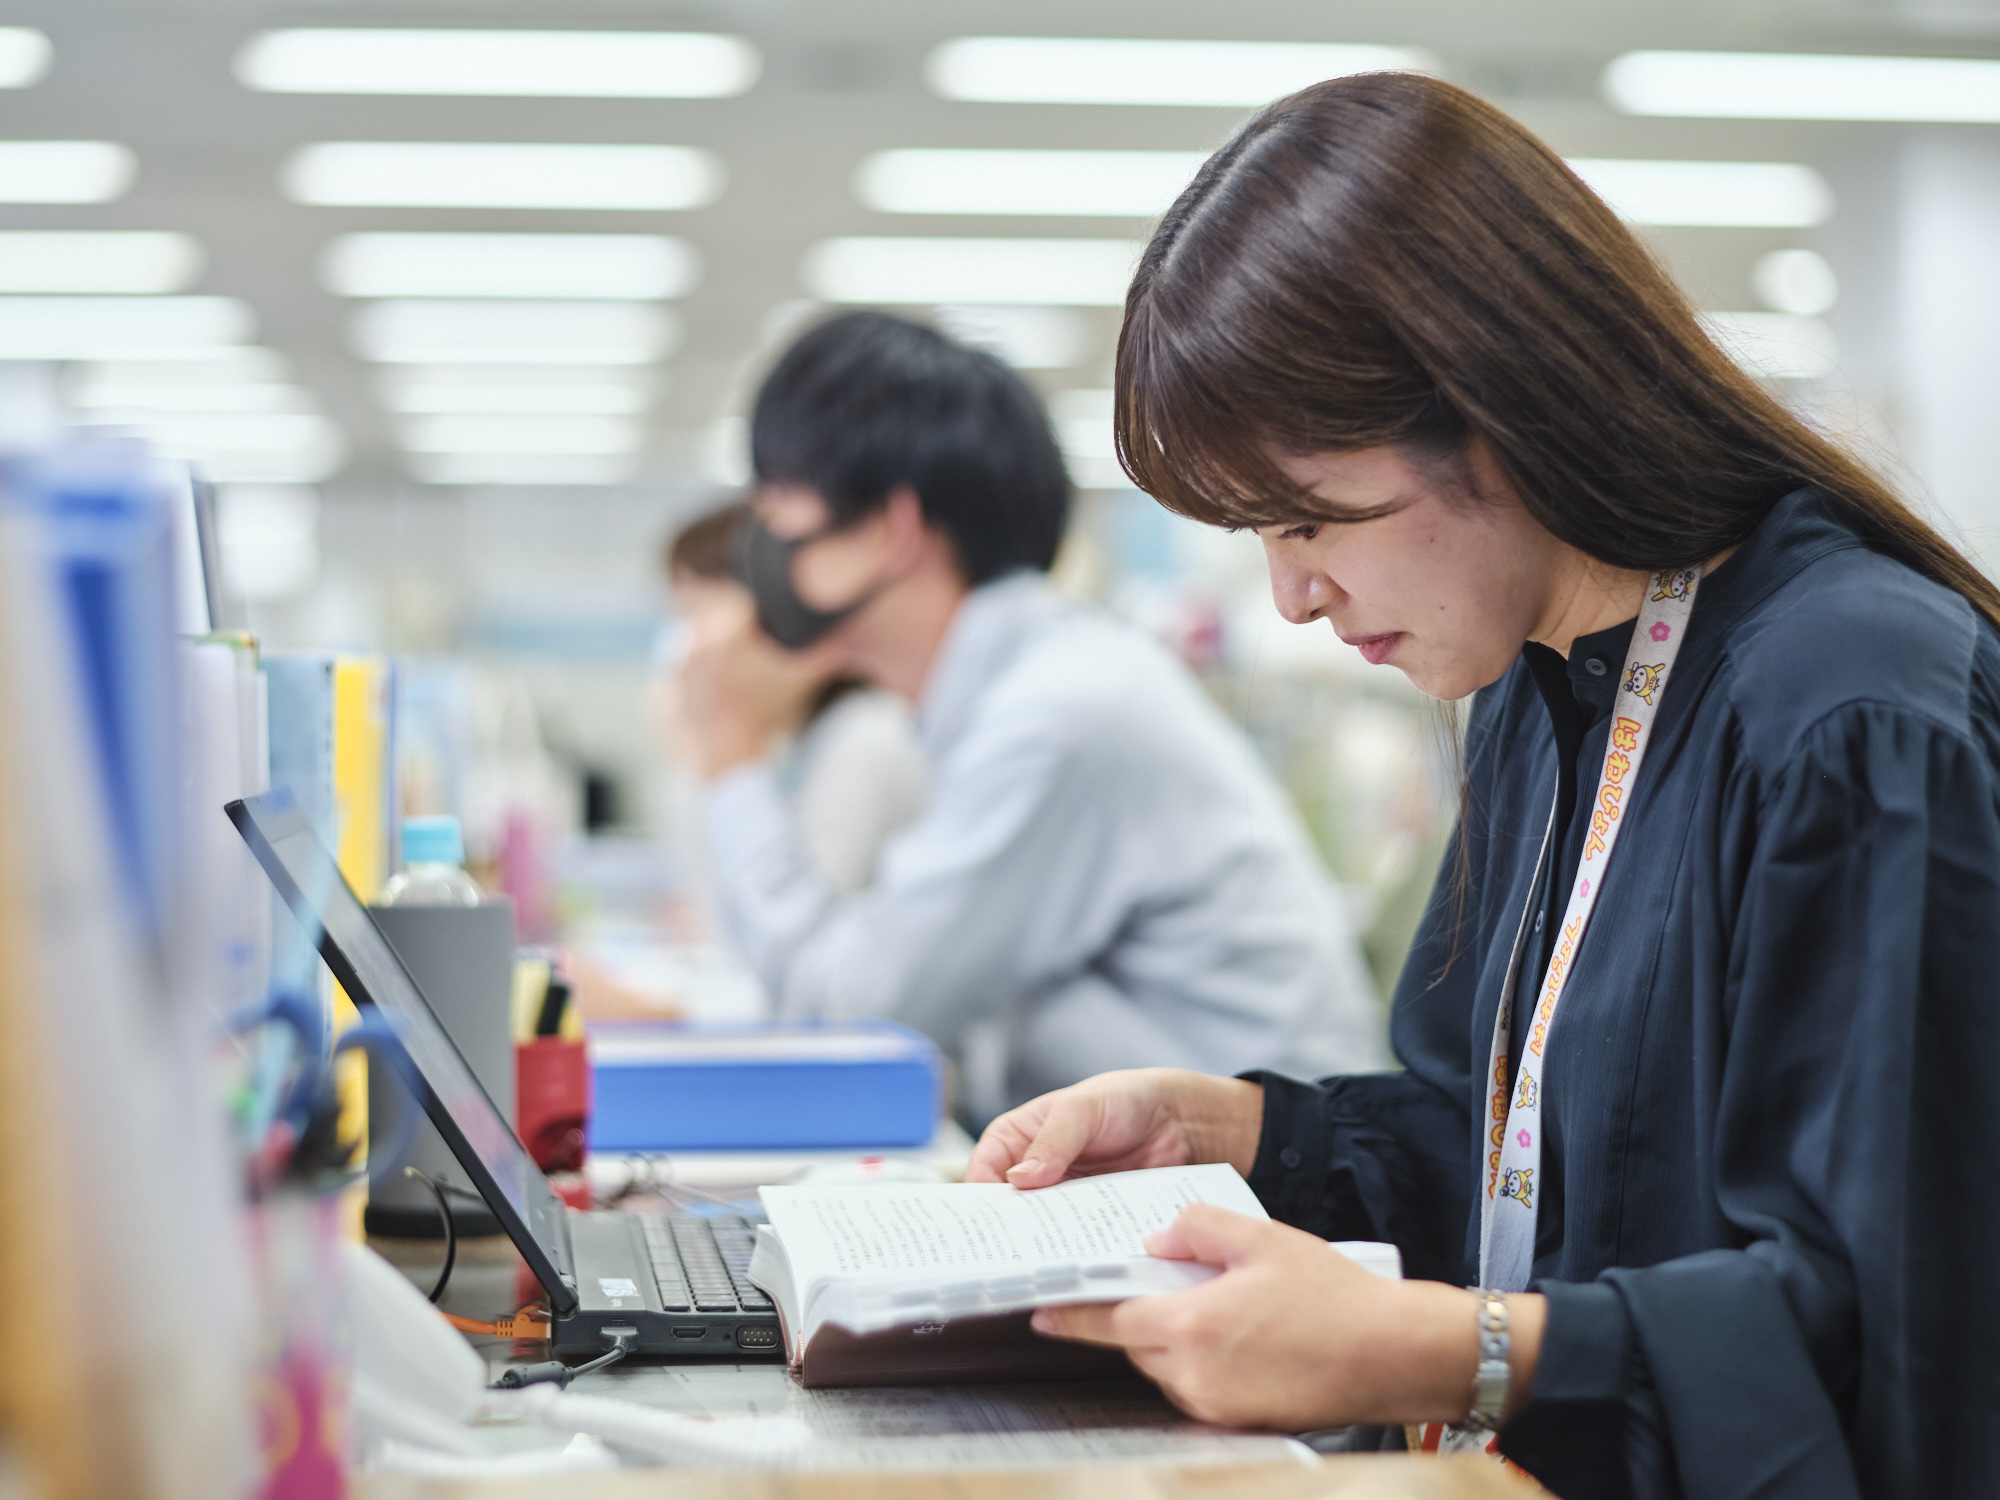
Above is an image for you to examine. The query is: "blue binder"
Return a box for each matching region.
[588,1020,944,1152]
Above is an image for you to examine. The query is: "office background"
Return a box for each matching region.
[2,0,1997,993]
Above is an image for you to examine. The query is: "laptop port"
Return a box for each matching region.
[736,1324,780,1351]
[672,1326,706,1340]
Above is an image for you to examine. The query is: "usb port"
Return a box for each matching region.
[672,1326,706,1340]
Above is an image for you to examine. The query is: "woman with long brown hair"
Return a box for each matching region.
[967,72,2000,1498]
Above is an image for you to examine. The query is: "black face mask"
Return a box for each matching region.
[734,518,878,651]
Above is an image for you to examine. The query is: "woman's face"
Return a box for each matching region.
[1256,441,1565,701]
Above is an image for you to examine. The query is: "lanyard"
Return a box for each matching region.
[1475,564,1704,1293]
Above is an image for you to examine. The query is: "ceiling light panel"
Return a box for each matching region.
[1607,50,2000,122]
[352,300,680,365]
[858,149,1209,217]
[934,305,1091,369]
[72,382,313,414]
[377,367,653,415]
[284,144,724,212]
[0,296,253,359]
[927,37,1435,107]
[409,453,638,486]
[77,350,289,386]
[804,238,1143,306]
[0,141,135,203]
[0,30,50,89]
[0,232,202,294]
[88,413,347,484]
[323,234,700,300]
[237,29,760,98]
[398,415,642,454]
[1566,159,1833,228]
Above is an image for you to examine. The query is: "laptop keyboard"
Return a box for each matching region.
[637,1213,774,1314]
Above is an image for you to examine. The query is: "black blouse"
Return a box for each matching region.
[1244,490,2000,1498]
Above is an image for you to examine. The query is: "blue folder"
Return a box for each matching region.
[588,1020,944,1152]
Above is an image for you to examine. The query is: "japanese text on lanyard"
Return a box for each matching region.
[1476,564,1704,1294]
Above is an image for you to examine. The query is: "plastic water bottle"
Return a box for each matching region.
[380,815,484,907]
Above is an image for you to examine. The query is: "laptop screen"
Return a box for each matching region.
[228,789,579,1316]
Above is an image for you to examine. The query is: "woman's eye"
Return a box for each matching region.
[1279,523,1321,542]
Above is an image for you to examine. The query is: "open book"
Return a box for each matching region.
[747,1163,1400,1388]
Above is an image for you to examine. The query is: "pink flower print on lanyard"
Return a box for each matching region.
[1650,620,1672,642]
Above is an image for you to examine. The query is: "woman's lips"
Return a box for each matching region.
[1341,631,1404,666]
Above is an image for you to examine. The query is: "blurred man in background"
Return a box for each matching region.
[655,501,927,900]
[678,312,1388,1121]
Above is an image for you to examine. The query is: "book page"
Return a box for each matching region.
[759,1163,1265,1286]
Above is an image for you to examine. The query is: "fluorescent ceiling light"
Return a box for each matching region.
[87,413,347,484]
[408,453,638,486]
[72,382,314,414]
[351,300,680,365]
[1606,50,2000,122]
[927,37,1435,107]
[237,29,759,98]
[804,238,1142,306]
[0,141,135,203]
[322,233,700,300]
[1754,249,1838,316]
[1048,387,1127,488]
[77,350,289,385]
[377,368,653,415]
[0,296,254,359]
[0,30,51,89]
[858,149,1208,217]
[1566,159,1832,228]
[284,143,724,211]
[399,415,641,455]
[935,305,1091,369]
[1701,312,1837,381]
[0,232,202,294]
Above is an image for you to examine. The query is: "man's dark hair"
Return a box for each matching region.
[750,311,1072,584]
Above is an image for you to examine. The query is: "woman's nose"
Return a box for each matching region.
[1264,544,1340,625]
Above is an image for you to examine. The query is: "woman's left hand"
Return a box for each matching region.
[1032,1206,1529,1432]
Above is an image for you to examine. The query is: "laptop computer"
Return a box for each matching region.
[228,788,783,1362]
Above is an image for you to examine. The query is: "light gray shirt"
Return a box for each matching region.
[702,573,1390,1118]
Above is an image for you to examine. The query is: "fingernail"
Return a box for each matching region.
[1142,1231,1165,1253]
[1008,1158,1043,1178]
[1030,1310,1051,1333]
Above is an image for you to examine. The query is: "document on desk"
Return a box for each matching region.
[751,1164,1286,1387]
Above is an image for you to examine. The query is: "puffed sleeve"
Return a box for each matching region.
[1502,704,2000,1499]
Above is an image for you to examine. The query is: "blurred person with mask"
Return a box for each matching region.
[677,311,1388,1121]
[656,501,926,898]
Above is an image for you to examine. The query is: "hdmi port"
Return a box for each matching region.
[672,1326,706,1339]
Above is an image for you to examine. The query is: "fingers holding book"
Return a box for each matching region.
[965,1069,1266,1188]
[1033,1208,1434,1433]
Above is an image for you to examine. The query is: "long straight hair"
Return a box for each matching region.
[1115,72,2000,631]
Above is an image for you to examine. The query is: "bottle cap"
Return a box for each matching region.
[401,815,465,868]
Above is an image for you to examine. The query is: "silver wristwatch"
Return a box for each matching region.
[1461,1289,1511,1433]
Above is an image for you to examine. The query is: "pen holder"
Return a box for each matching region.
[516,1036,589,1174]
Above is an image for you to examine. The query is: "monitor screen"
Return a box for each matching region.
[228,789,577,1315]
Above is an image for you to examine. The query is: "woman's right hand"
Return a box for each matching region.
[965,1069,1266,1189]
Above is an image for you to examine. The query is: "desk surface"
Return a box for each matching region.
[358,1455,1536,1500]
[363,1196,1540,1500]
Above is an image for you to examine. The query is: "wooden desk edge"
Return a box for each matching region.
[357,1454,1543,1500]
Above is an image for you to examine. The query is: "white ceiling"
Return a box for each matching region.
[2,0,1995,491]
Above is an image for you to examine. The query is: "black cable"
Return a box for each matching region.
[403,1166,458,1304]
[490,1332,633,1390]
